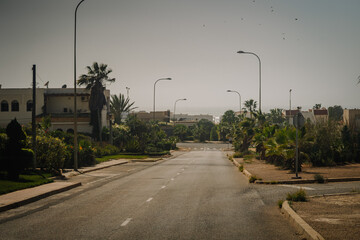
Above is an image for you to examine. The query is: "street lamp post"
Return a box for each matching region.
[153,78,172,121]
[289,89,292,124]
[74,0,85,170]
[237,50,262,112]
[226,90,241,113]
[173,98,187,125]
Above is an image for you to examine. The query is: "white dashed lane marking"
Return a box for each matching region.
[121,218,132,227]
[279,185,315,190]
[146,198,153,202]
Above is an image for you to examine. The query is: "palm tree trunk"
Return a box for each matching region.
[98,109,102,144]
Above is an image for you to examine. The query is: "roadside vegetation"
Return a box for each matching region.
[219,100,360,173]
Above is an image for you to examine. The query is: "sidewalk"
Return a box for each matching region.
[0,158,129,213]
[232,157,360,184]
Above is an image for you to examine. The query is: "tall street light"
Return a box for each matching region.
[74,0,85,170]
[289,89,292,124]
[153,78,172,121]
[226,90,241,113]
[173,98,187,125]
[237,50,262,112]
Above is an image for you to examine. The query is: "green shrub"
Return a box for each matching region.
[233,152,242,158]
[286,189,307,202]
[93,143,120,157]
[125,138,142,153]
[277,199,284,208]
[249,175,258,183]
[314,174,325,183]
[3,119,33,180]
[238,164,244,172]
[35,135,68,173]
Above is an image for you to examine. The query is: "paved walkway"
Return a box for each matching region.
[233,157,360,183]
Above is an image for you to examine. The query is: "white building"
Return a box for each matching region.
[0,87,110,133]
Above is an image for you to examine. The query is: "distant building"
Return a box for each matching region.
[343,109,360,131]
[132,110,171,122]
[283,108,328,125]
[0,87,110,133]
[171,113,214,122]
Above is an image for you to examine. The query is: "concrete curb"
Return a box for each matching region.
[63,160,129,178]
[230,157,254,180]
[256,177,360,184]
[0,182,81,213]
[281,201,325,240]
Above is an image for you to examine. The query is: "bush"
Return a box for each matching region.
[238,164,244,172]
[249,175,258,183]
[93,143,120,157]
[277,199,284,208]
[233,152,242,158]
[286,189,307,202]
[3,119,33,180]
[125,138,142,153]
[35,135,68,173]
[314,174,325,183]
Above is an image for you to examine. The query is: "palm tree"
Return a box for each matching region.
[78,62,115,141]
[110,94,137,124]
[244,99,257,118]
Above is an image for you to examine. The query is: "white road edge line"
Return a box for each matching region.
[279,185,315,190]
[146,197,153,202]
[121,218,132,227]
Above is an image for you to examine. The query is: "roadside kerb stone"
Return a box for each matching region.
[281,201,325,240]
[0,181,81,213]
[230,157,253,179]
[63,159,129,178]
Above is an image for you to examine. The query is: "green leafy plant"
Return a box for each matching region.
[286,189,307,202]
[249,175,258,183]
[277,199,284,208]
[35,135,68,174]
[314,174,325,183]
[238,164,244,172]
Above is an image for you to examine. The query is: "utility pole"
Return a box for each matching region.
[32,65,37,169]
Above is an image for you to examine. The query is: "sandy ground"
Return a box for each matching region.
[292,194,360,240]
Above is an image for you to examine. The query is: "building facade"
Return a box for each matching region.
[343,109,360,131]
[0,87,110,133]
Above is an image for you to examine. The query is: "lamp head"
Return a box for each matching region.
[227,90,232,92]
[237,50,245,54]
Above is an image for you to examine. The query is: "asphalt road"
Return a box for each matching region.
[0,143,357,239]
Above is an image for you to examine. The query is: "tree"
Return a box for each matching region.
[313,104,322,110]
[266,108,285,125]
[210,126,219,141]
[328,105,343,121]
[3,119,33,180]
[173,124,189,142]
[244,99,257,118]
[192,119,214,142]
[78,62,115,141]
[218,110,239,141]
[110,94,137,124]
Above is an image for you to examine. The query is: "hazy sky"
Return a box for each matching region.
[1,0,359,116]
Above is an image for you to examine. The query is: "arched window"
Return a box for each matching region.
[1,100,9,112]
[11,100,19,112]
[27,100,32,112]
